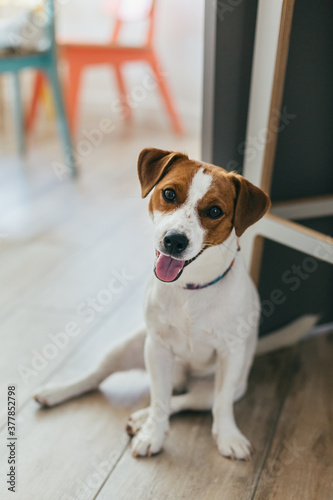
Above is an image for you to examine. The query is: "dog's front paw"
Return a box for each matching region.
[216,429,253,461]
[34,385,69,407]
[131,418,168,457]
[126,407,150,437]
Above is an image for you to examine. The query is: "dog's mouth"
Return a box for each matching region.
[154,252,185,282]
[154,247,206,283]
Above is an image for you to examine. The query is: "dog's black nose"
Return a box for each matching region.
[163,231,189,256]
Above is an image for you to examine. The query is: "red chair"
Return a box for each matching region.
[26,0,183,135]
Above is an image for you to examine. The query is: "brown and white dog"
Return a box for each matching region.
[35,149,313,460]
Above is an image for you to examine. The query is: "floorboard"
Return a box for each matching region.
[253,334,333,500]
[0,287,149,500]
[0,392,132,500]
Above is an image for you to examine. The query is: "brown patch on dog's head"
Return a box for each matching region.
[196,167,271,246]
[149,160,203,216]
[137,148,270,246]
[196,165,237,246]
[137,148,189,198]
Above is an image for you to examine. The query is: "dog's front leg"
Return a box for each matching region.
[131,335,174,457]
[212,347,253,461]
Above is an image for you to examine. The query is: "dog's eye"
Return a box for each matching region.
[206,206,223,219]
[163,189,176,203]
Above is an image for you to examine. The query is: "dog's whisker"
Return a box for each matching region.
[202,240,239,257]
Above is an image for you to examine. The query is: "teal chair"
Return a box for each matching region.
[0,0,76,175]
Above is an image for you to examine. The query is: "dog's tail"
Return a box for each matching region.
[256,314,319,356]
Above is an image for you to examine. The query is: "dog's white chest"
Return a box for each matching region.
[143,255,260,369]
[144,275,238,368]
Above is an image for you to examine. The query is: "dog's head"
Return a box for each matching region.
[138,148,270,283]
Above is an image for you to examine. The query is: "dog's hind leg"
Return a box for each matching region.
[34,327,146,407]
[126,376,214,436]
[170,376,214,412]
[172,361,189,394]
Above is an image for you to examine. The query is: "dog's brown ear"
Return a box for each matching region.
[232,174,271,236]
[137,148,187,198]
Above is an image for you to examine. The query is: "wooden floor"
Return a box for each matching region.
[0,120,332,500]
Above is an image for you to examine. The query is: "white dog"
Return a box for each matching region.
[35,149,312,460]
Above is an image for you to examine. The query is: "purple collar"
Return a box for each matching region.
[183,243,240,291]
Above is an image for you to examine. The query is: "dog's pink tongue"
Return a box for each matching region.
[156,254,185,282]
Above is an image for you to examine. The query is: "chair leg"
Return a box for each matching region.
[45,65,77,177]
[25,71,44,133]
[150,53,183,135]
[253,213,333,265]
[12,72,25,156]
[113,64,132,122]
[66,61,82,133]
[0,77,5,133]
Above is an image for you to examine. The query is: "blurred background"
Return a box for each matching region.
[0,0,203,180]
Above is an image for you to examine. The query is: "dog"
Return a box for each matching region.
[34,148,314,460]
